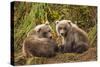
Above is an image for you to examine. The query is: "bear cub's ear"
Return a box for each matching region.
[37,28,41,32]
[68,21,72,27]
[55,21,59,25]
[45,21,49,25]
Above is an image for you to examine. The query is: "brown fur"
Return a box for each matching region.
[55,20,89,53]
[22,23,58,57]
[22,35,58,57]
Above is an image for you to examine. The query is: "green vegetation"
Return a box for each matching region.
[12,2,97,65]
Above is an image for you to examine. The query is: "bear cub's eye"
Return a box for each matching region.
[48,30,51,32]
[64,27,66,30]
[59,27,62,30]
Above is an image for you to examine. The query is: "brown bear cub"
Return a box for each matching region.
[22,22,58,58]
[55,20,89,53]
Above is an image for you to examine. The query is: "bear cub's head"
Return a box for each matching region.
[34,22,52,39]
[55,20,73,37]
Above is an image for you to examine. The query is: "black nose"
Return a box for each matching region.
[61,33,64,36]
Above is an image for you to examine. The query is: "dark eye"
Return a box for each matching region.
[48,30,51,32]
[59,27,62,30]
[64,27,66,30]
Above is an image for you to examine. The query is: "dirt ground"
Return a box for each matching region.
[14,47,97,66]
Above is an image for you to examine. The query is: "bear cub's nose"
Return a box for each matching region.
[61,33,64,36]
